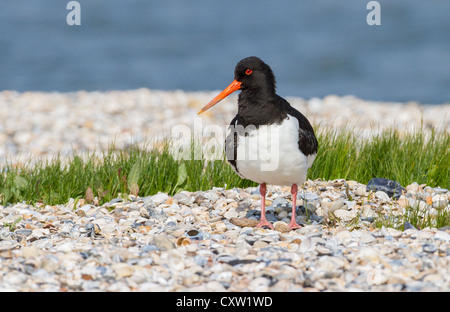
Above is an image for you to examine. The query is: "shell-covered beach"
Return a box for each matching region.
[0,89,449,291]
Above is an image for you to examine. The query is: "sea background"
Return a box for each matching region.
[0,0,449,104]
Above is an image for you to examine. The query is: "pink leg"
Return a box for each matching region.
[288,184,302,230]
[255,183,274,229]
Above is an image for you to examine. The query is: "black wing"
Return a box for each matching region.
[280,96,318,156]
[224,116,239,174]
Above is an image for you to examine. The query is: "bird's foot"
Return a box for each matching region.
[256,219,274,230]
[288,220,302,230]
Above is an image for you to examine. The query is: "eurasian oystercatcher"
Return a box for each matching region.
[198,56,318,230]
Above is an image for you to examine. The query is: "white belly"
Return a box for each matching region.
[231,114,316,186]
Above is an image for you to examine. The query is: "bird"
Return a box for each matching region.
[198,56,318,230]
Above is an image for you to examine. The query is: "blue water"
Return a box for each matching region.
[1,0,449,104]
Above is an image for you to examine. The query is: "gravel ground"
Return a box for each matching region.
[0,180,449,292]
[0,89,449,292]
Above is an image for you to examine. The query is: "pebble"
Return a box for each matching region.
[329,198,345,212]
[355,186,368,197]
[382,227,403,238]
[151,193,169,206]
[432,194,447,208]
[422,244,437,254]
[334,209,356,222]
[435,231,450,242]
[335,230,352,243]
[375,191,391,203]
[274,221,291,233]
[367,178,405,199]
[148,234,175,251]
[352,230,376,244]
[361,205,378,219]
[357,247,380,264]
[112,263,134,278]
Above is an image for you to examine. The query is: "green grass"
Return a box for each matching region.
[0,141,255,206]
[373,201,450,230]
[311,126,449,187]
[0,127,448,208]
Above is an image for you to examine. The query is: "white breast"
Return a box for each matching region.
[230,114,316,186]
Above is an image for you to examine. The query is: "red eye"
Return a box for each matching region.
[245,69,253,75]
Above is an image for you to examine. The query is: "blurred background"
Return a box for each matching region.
[0,0,449,104]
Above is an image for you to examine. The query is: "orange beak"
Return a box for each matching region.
[198,79,242,115]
